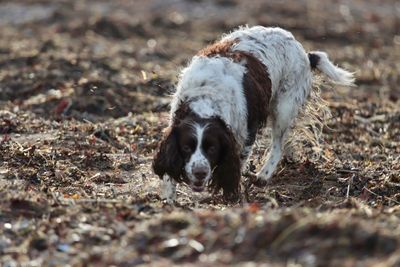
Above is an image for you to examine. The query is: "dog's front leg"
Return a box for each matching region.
[161,174,176,204]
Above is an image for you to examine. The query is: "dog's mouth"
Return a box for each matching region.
[191,181,206,192]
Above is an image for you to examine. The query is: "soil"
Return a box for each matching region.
[0,0,399,266]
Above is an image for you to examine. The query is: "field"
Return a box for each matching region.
[0,0,399,266]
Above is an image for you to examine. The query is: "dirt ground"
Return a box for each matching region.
[0,0,399,266]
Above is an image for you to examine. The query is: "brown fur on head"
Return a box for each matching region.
[207,118,242,202]
[152,102,193,183]
[152,106,242,201]
[152,126,184,182]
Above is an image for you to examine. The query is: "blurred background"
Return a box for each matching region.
[0,0,399,120]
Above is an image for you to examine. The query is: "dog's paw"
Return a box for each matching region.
[243,172,269,188]
[252,177,269,187]
[253,172,274,187]
[162,197,176,206]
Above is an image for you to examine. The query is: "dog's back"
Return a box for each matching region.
[222,26,311,95]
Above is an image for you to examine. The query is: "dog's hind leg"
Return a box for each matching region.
[256,84,308,181]
[256,119,287,181]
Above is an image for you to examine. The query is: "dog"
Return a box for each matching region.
[153,26,354,203]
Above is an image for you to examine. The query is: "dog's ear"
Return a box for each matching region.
[210,127,241,202]
[152,127,183,182]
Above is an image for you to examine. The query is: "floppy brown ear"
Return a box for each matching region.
[210,128,241,202]
[152,128,184,182]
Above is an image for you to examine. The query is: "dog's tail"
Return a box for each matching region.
[308,51,355,86]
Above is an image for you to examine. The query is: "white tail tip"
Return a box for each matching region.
[309,51,356,86]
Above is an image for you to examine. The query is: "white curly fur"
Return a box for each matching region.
[170,56,248,147]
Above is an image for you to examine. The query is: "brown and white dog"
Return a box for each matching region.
[153,26,354,203]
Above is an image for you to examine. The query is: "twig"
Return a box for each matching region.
[72,198,123,204]
[346,174,354,199]
[176,189,190,197]
[51,192,62,205]
[271,217,313,249]
[364,128,380,137]
[337,168,359,174]
[87,172,101,181]
[362,186,400,205]
[83,118,95,125]
[58,197,124,205]
[354,114,386,123]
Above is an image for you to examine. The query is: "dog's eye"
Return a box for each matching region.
[182,145,192,153]
[207,146,216,154]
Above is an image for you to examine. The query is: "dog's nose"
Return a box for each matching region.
[193,168,207,180]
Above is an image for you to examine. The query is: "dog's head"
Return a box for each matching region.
[153,114,241,200]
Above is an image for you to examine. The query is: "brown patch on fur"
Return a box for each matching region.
[241,50,272,146]
[199,38,272,147]
[198,39,239,57]
[170,102,193,126]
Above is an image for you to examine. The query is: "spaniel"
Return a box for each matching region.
[153,26,354,203]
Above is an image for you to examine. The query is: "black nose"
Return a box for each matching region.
[193,169,207,180]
